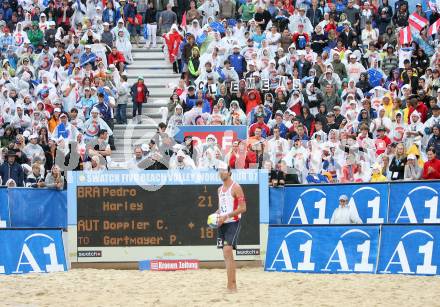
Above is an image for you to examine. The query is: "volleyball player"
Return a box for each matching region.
[217,163,247,292]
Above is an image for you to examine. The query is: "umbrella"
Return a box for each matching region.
[367,68,383,88]
[209,21,225,34]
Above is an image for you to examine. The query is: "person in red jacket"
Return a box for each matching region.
[107,46,126,73]
[408,95,428,123]
[422,148,440,179]
[375,126,391,156]
[245,141,265,169]
[292,24,310,50]
[228,140,247,169]
[249,113,271,137]
[242,89,261,115]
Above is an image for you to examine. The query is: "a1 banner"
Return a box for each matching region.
[265,225,380,274]
[0,229,67,274]
[388,182,440,224]
[377,225,440,275]
[282,184,388,225]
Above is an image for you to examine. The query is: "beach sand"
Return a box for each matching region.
[2,268,440,307]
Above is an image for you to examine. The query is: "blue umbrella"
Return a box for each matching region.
[367,68,383,88]
[209,21,225,34]
[196,33,208,45]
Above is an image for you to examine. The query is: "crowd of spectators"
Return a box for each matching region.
[0,0,138,187]
[157,0,440,185]
[0,0,440,189]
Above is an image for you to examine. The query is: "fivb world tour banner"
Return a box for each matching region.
[0,229,67,274]
[265,225,440,275]
[277,182,440,225]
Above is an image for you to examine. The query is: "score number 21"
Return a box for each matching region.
[198,186,214,208]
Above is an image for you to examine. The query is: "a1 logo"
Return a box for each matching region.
[12,233,65,274]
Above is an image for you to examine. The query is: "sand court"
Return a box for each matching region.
[2,268,440,306]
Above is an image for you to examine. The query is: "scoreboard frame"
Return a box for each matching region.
[67,170,269,263]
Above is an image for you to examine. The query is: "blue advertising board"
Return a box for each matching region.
[269,188,284,224]
[8,189,67,228]
[0,188,9,228]
[388,182,440,224]
[377,225,440,275]
[0,229,67,274]
[265,225,380,274]
[282,184,388,225]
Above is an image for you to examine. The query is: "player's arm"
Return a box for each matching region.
[231,184,246,216]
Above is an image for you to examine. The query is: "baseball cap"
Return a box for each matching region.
[407,154,416,160]
[54,107,61,112]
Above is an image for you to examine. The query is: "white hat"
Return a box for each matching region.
[141,144,149,152]
[85,45,91,49]
[372,163,382,171]
[91,107,99,113]
[54,107,61,112]
[407,154,416,160]
[339,194,349,201]
[29,134,38,140]
[176,150,186,158]
[23,130,31,138]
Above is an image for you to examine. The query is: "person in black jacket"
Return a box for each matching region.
[0,150,24,187]
[144,1,158,48]
[307,0,322,27]
[389,143,407,180]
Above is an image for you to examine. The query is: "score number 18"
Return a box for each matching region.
[198,186,216,239]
